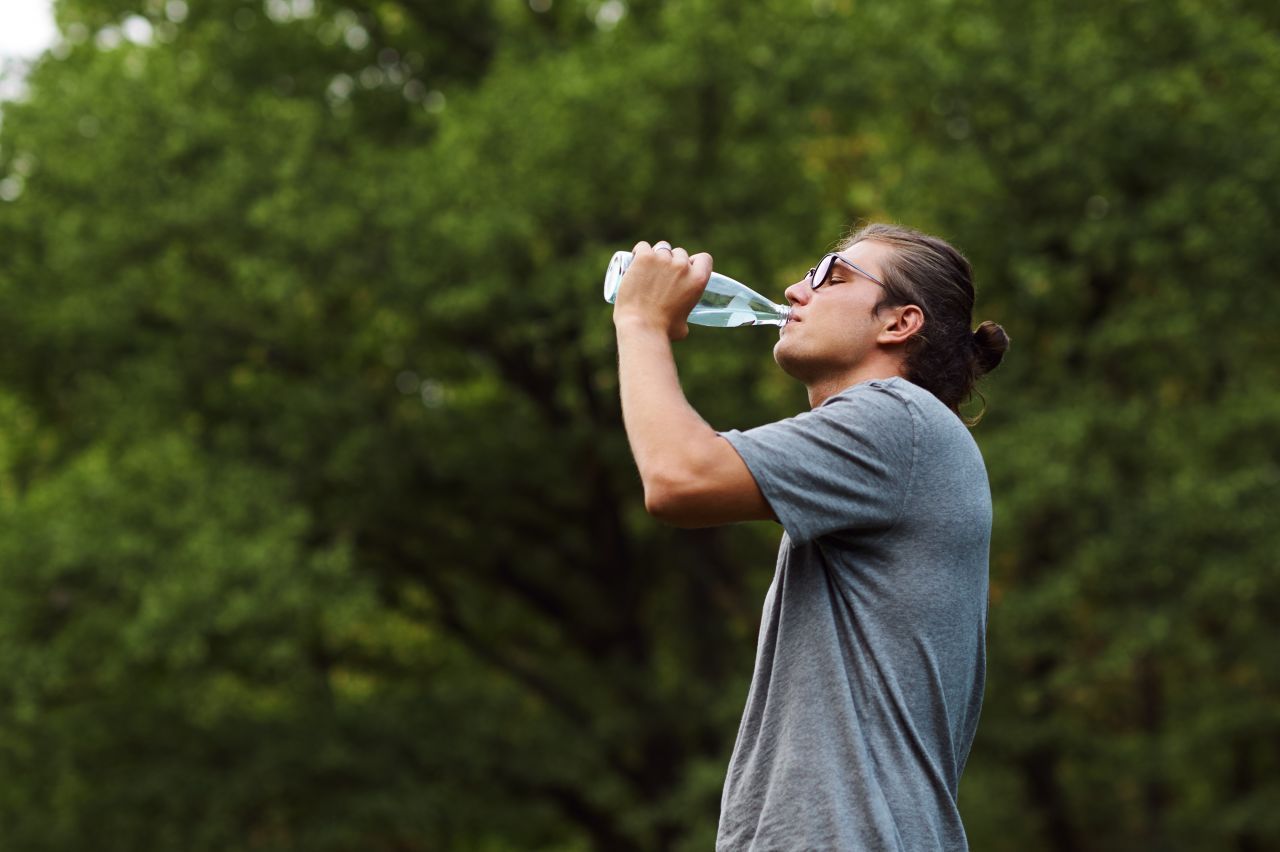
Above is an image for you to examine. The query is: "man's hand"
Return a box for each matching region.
[612,240,713,342]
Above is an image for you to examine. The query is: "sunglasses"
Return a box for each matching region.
[805,253,886,290]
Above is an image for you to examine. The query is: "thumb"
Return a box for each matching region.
[689,252,713,286]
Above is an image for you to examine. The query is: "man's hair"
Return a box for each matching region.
[840,222,1010,424]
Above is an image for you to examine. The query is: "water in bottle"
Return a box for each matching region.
[602,251,791,328]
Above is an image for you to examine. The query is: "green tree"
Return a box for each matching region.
[1,0,1277,849]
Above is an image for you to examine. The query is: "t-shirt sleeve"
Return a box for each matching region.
[717,382,916,546]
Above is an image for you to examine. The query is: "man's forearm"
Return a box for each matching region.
[615,319,719,503]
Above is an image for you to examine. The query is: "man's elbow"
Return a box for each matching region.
[643,476,706,528]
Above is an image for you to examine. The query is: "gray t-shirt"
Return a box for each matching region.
[715,377,991,851]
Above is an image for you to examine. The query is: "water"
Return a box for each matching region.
[602,251,791,328]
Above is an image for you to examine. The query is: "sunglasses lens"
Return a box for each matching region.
[813,255,833,288]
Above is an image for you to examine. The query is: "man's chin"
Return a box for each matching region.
[773,343,810,383]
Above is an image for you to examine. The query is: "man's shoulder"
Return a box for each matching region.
[822,377,979,461]
[841,376,933,409]
[835,377,965,430]
[817,377,919,429]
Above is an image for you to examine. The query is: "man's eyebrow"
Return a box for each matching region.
[835,255,879,281]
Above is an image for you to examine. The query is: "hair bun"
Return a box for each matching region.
[972,321,1010,376]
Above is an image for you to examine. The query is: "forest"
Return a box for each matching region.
[0,0,1277,849]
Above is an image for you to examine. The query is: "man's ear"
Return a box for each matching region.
[878,304,925,345]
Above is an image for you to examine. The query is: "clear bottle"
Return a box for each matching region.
[602,251,791,328]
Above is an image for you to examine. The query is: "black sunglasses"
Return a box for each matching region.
[805,253,886,290]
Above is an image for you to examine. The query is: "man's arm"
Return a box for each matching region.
[612,242,776,528]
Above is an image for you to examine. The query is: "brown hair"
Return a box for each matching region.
[840,222,1010,424]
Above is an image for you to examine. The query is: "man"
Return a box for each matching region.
[612,224,1009,851]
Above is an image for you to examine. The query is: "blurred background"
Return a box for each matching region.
[1,0,1277,849]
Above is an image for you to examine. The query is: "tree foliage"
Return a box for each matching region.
[1,0,1277,849]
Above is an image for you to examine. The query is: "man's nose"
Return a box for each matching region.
[784,279,812,306]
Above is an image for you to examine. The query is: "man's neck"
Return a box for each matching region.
[805,360,906,409]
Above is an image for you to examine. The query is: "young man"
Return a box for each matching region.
[612,224,1009,851]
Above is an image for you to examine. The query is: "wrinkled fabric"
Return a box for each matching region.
[716,377,991,852]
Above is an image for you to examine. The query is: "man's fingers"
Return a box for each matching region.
[633,240,710,288]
